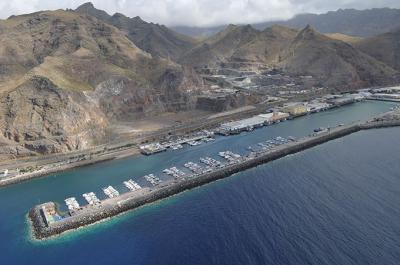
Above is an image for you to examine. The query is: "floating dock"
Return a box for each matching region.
[29,118,400,240]
[140,130,214,155]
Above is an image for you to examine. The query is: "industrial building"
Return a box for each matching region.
[281,102,308,116]
[140,143,167,155]
[219,112,289,134]
[326,94,365,106]
[40,203,62,225]
[372,86,400,93]
[258,112,290,123]
[368,93,400,101]
[305,102,331,113]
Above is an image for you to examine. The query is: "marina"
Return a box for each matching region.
[123,180,141,191]
[1,1,400,263]
[140,130,214,155]
[64,197,80,213]
[0,100,397,265]
[163,167,187,179]
[200,157,222,167]
[144,174,162,186]
[82,192,101,206]
[103,186,120,199]
[29,109,400,239]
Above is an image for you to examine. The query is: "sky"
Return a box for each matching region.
[0,0,400,27]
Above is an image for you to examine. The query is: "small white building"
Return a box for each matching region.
[305,102,331,113]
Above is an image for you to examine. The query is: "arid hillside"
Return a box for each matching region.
[75,2,197,61]
[0,9,204,157]
[356,28,400,71]
[0,4,398,159]
[278,26,398,88]
[181,24,398,88]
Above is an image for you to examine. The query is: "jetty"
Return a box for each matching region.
[29,114,400,240]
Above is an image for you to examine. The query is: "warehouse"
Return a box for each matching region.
[219,112,289,134]
[281,102,308,116]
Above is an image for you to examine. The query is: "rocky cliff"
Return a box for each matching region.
[0,76,108,154]
[0,9,204,157]
[75,2,197,61]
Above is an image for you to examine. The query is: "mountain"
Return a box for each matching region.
[180,25,298,68]
[356,28,400,71]
[75,2,197,60]
[278,26,397,88]
[0,4,398,159]
[181,24,397,88]
[232,25,298,65]
[173,8,400,38]
[255,8,400,37]
[0,9,203,156]
[325,33,363,44]
[179,24,259,67]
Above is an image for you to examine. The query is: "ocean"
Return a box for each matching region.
[0,101,399,265]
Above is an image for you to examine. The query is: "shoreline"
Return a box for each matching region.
[0,147,140,188]
[0,100,283,188]
[29,118,400,240]
[0,98,378,188]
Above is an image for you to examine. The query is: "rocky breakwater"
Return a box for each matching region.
[29,117,400,240]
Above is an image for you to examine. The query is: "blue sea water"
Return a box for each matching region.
[0,101,399,265]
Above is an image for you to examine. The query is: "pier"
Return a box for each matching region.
[29,116,400,240]
[139,130,214,155]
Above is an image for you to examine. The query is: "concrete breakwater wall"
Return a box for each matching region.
[29,120,400,240]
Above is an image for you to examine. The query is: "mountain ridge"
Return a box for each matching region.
[0,4,399,159]
[0,8,204,157]
[172,8,400,38]
[181,23,398,89]
[75,2,197,60]
[356,28,400,71]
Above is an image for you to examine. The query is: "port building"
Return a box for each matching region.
[40,202,62,225]
[305,102,331,113]
[281,103,308,116]
[220,112,289,134]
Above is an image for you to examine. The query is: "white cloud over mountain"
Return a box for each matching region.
[1,0,400,26]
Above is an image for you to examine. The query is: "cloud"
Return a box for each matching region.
[0,0,400,26]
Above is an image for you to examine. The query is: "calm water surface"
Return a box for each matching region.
[0,101,399,265]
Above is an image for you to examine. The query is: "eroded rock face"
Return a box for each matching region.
[0,8,207,157]
[91,67,203,120]
[93,77,159,119]
[0,76,108,154]
[154,67,201,112]
[196,93,258,112]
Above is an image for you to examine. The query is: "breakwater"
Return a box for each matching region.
[29,118,400,240]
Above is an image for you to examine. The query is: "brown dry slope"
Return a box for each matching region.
[325,33,363,44]
[279,25,398,88]
[0,10,203,157]
[180,24,398,89]
[75,2,197,61]
[232,25,298,64]
[356,28,400,71]
[179,24,260,67]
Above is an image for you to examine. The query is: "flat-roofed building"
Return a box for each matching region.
[220,112,289,134]
[281,103,308,116]
[259,112,289,123]
[306,102,331,113]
